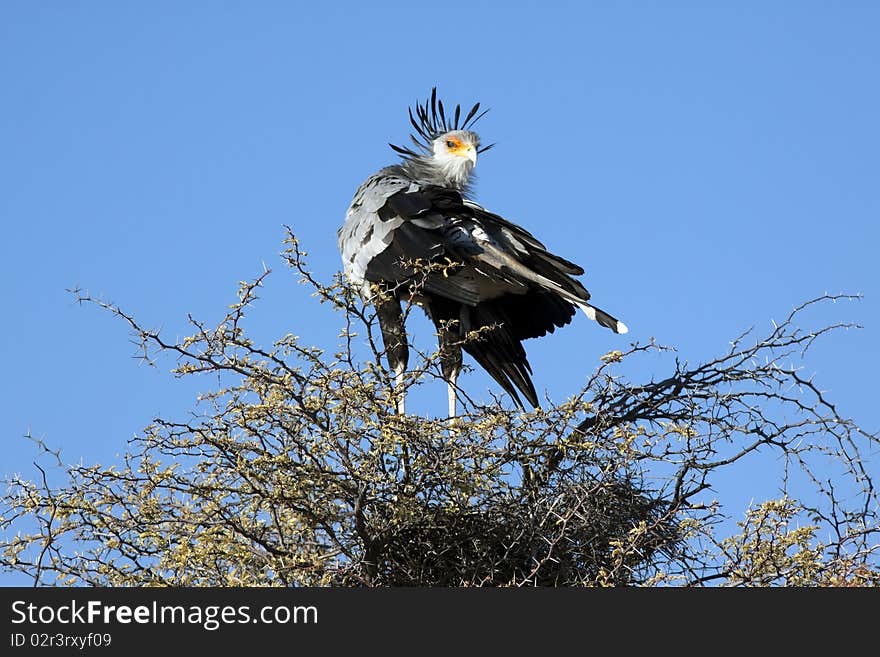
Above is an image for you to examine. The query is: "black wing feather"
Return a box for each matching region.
[364,182,600,408]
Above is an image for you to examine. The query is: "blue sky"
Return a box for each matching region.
[2,3,878,584]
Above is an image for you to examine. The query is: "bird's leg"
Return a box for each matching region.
[377,295,409,415]
[393,360,411,483]
[395,365,406,416]
[446,369,459,420]
[377,294,411,483]
[438,320,463,423]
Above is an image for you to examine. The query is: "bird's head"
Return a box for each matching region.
[391,88,494,191]
[432,129,479,174]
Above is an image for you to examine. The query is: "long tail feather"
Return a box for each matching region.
[576,302,629,334]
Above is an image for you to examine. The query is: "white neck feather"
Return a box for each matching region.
[430,151,474,189]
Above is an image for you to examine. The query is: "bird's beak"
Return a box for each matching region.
[465,146,477,166]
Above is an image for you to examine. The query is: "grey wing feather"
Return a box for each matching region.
[337,170,417,291]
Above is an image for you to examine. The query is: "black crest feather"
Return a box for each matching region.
[390,88,494,158]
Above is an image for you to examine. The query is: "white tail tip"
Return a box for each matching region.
[578,302,628,334]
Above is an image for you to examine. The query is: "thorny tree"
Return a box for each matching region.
[2,230,878,586]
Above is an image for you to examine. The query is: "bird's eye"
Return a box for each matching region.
[446,140,456,148]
